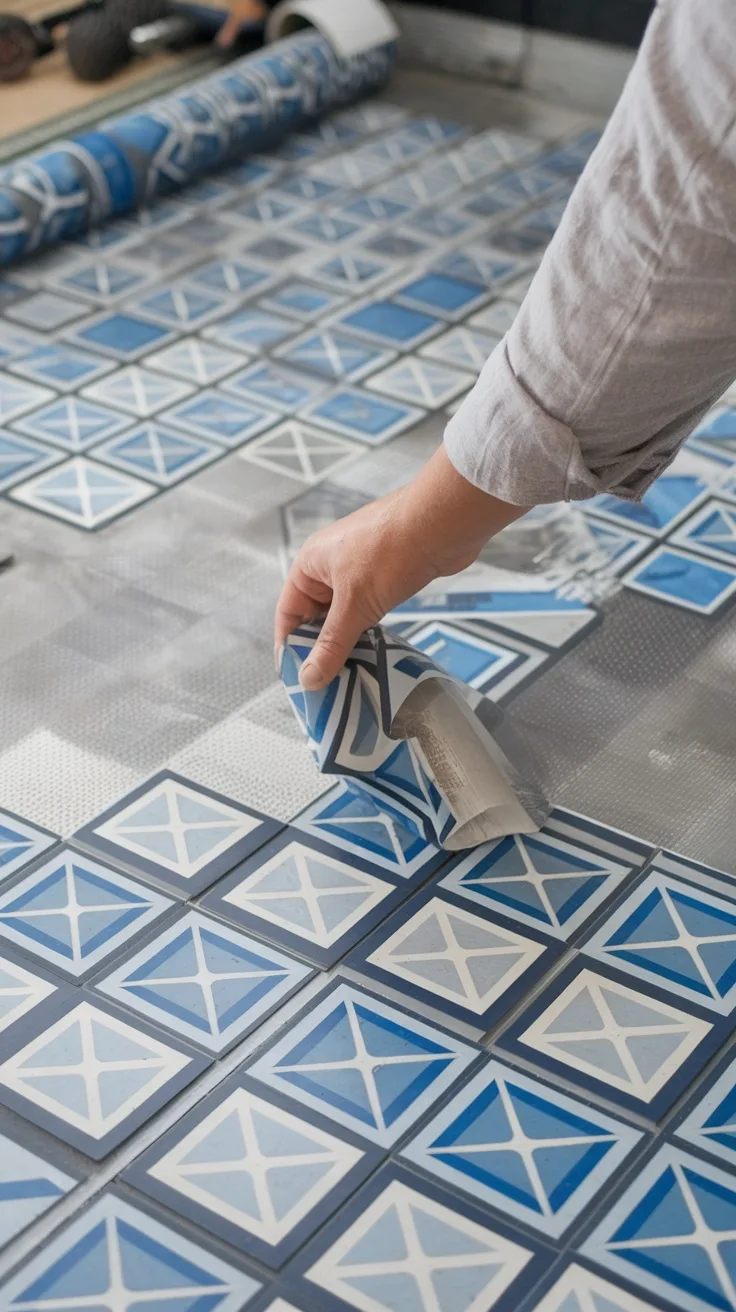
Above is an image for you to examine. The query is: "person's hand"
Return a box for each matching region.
[274,445,527,691]
[216,0,267,47]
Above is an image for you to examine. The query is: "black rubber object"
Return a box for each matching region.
[0,14,48,80]
[67,0,168,81]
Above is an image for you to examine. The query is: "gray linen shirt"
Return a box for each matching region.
[444,0,736,505]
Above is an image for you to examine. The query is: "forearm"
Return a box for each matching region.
[446,0,736,506]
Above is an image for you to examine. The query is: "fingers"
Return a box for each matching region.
[273,570,330,665]
[299,591,369,691]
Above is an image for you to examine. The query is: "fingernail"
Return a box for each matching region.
[299,660,322,691]
[274,643,284,675]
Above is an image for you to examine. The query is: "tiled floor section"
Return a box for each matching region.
[0,79,736,1312]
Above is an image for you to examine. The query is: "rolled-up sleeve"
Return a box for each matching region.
[444,0,736,505]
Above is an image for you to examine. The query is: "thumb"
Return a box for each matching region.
[299,593,369,691]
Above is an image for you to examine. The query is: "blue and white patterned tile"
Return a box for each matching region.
[94,908,313,1052]
[469,298,519,336]
[221,156,280,191]
[336,298,444,349]
[580,1144,736,1312]
[0,942,64,1038]
[12,395,131,452]
[0,810,56,884]
[438,811,647,941]
[124,1075,378,1268]
[306,252,398,294]
[258,281,345,324]
[350,889,556,1030]
[535,129,602,176]
[715,467,736,504]
[130,284,233,331]
[307,149,393,190]
[275,328,396,382]
[581,866,736,1016]
[241,235,312,268]
[0,325,45,363]
[360,230,431,261]
[528,1263,663,1312]
[144,336,246,386]
[172,213,244,247]
[0,1126,77,1247]
[226,188,318,224]
[586,452,717,537]
[0,1191,262,1311]
[499,960,717,1117]
[201,829,412,969]
[4,290,91,332]
[204,307,297,353]
[82,367,194,418]
[672,1045,736,1173]
[236,420,360,485]
[272,172,343,204]
[401,1057,644,1238]
[457,126,542,171]
[365,356,474,409]
[412,206,484,241]
[50,258,150,302]
[688,406,736,464]
[75,770,282,897]
[0,846,173,980]
[68,311,175,361]
[92,423,223,487]
[669,499,736,567]
[289,1165,544,1312]
[9,457,156,530]
[301,387,424,445]
[221,361,329,413]
[622,545,736,615]
[420,325,499,372]
[399,115,468,149]
[188,258,274,296]
[0,996,210,1158]
[292,784,447,885]
[0,432,62,491]
[389,560,600,651]
[340,194,412,224]
[387,618,548,699]
[291,211,367,246]
[161,389,278,448]
[245,980,480,1148]
[0,375,55,421]
[10,342,114,390]
[432,247,527,293]
[582,518,654,574]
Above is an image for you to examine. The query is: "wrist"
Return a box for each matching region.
[398,445,529,577]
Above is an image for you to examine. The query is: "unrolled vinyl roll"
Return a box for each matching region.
[0,10,397,266]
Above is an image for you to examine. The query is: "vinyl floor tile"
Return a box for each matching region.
[438,813,645,941]
[245,979,480,1148]
[237,420,361,485]
[0,846,173,980]
[124,1074,379,1268]
[0,810,57,884]
[580,1143,736,1312]
[0,1123,78,1248]
[529,1263,664,1312]
[0,1191,263,1311]
[94,907,313,1053]
[12,395,132,452]
[0,993,209,1158]
[401,1057,644,1238]
[350,890,556,1029]
[201,829,412,968]
[291,784,448,884]
[8,456,157,530]
[289,1164,547,1312]
[75,771,282,897]
[499,960,718,1117]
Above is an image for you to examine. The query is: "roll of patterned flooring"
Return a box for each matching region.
[0,24,396,266]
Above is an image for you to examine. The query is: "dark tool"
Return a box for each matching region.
[0,4,99,82]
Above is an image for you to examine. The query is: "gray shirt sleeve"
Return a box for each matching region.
[444,0,736,506]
